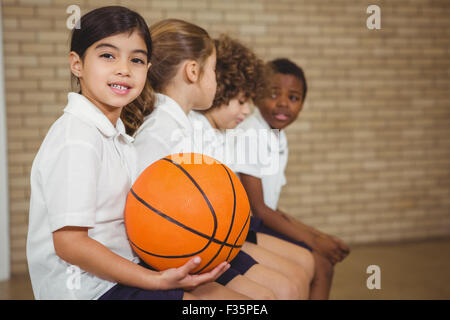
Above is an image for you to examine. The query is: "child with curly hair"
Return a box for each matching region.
[189,35,315,299]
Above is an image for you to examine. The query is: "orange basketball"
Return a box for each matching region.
[124,153,250,274]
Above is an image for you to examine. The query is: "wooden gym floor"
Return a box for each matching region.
[1,238,449,300]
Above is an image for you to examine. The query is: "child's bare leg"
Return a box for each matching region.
[183,292,198,300]
[254,233,315,281]
[190,282,250,300]
[243,264,306,300]
[309,252,334,300]
[251,232,334,299]
[242,242,311,299]
[225,274,276,300]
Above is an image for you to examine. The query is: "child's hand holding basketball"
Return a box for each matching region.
[159,257,230,291]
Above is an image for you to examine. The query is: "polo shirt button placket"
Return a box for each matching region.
[114,135,133,185]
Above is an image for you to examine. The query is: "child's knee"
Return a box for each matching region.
[302,250,315,281]
[273,273,306,300]
[256,286,277,300]
[285,246,315,281]
[291,267,311,299]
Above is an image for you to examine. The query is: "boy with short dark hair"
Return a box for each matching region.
[236,58,350,299]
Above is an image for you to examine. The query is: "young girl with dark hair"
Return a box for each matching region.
[27,7,229,300]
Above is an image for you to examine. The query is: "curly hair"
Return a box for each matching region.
[210,34,268,110]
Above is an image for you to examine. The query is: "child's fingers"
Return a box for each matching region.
[335,246,350,263]
[190,262,230,285]
[324,252,337,265]
[175,258,230,290]
[179,262,230,291]
[334,246,349,262]
[340,243,351,254]
[330,235,351,254]
[337,242,350,255]
[176,256,202,278]
[329,245,345,264]
[207,261,230,280]
[330,252,340,265]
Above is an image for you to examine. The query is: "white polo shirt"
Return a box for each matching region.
[134,93,200,174]
[188,110,236,170]
[234,108,288,210]
[27,92,139,300]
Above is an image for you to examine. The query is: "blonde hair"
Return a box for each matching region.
[121,19,214,135]
[148,18,214,92]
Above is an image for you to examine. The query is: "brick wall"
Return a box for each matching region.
[2,0,450,274]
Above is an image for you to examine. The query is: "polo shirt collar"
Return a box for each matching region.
[155,93,193,132]
[64,92,134,144]
[253,107,287,153]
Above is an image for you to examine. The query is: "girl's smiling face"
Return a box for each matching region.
[259,73,305,130]
[70,30,150,123]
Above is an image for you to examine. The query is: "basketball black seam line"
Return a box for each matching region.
[222,166,239,262]
[128,158,243,261]
[129,188,212,259]
[162,157,246,248]
[196,163,237,273]
[130,187,239,247]
[129,238,199,259]
[163,157,226,274]
[162,157,218,248]
[226,209,251,262]
[129,187,243,259]
[163,158,247,274]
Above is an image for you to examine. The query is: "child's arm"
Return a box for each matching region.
[239,173,349,264]
[289,219,350,257]
[53,226,229,291]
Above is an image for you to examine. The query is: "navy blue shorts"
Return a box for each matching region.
[99,251,258,299]
[216,250,258,285]
[98,282,184,300]
[246,216,313,252]
[98,261,184,300]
